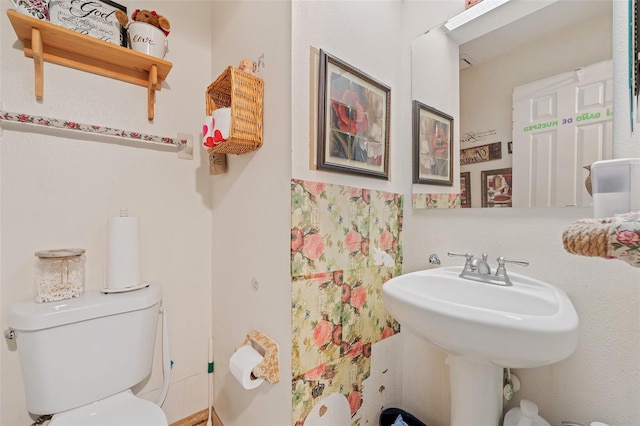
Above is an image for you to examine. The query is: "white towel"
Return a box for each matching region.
[202,107,231,149]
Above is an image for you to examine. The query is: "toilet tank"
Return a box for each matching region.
[8,284,162,415]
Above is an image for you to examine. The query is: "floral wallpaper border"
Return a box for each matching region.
[0,111,187,147]
[412,192,462,209]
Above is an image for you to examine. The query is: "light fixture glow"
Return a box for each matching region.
[443,0,511,32]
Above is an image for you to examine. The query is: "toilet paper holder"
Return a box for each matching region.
[237,329,279,384]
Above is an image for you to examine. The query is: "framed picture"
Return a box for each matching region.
[460,142,502,165]
[460,171,471,208]
[481,168,512,208]
[317,49,391,180]
[49,0,127,47]
[412,101,454,186]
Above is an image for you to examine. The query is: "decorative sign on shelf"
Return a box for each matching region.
[460,142,502,165]
[49,0,127,47]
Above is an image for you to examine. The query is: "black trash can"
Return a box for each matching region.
[379,408,427,426]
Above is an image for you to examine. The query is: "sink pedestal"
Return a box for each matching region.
[382,267,580,426]
[448,356,503,426]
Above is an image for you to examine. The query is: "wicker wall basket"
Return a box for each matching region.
[205,66,264,155]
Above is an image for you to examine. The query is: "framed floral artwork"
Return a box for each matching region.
[317,49,391,180]
[412,101,454,186]
[481,167,513,208]
[460,171,471,208]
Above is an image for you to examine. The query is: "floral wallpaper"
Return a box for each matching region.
[291,179,403,425]
[412,192,462,209]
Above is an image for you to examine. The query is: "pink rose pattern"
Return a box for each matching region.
[344,229,363,253]
[291,180,402,425]
[609,212,640,267]
[302,233,325,261]
[312,319,333,347]
[350,284,367,310]
[291,180,371,276]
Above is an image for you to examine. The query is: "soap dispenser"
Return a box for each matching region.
[503,400,551,426]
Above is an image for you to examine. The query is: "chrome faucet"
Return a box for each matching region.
[447,252,529,286]
[470,253,491,275]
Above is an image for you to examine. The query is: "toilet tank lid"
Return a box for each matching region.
[9,284,162,331]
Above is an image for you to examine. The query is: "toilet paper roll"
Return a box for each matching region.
[229,345,265,390]
[106,215,141,290]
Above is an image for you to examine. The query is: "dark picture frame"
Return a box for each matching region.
[317,49,391,180]
[49,0,128,47]
[460,171,471,208]
[412,101,454,186]
[460,142,502,165]
[481,168,513,208]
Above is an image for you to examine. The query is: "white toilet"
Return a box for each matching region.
[8,284,168,426]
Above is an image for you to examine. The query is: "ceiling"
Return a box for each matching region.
[459,0,612,68]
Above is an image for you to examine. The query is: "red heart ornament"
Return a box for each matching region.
[213,129,225,144]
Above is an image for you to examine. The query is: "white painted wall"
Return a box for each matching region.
[291,0,460,194]
[209,2,292,426]
[289,1,454,424]
[402,208,640,426]
[211,0,429,423]
[0,2,213,424]
[402,2,640,426]
[292,0,407,194]
[411,24,461,195]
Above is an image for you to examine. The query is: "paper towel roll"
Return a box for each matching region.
[229,345,265,390]
[106,208,141,290]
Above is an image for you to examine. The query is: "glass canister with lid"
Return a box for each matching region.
[34,248,86,303]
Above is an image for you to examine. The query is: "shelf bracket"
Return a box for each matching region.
[148,64,157,121]
[31,27,43,101]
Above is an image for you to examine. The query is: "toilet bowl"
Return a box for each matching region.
[8,284,166,425]
[49,390,167,426]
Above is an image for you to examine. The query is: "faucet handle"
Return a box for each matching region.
[496,257,529,267]
[495,256,529,277]
[447,252,474,269]
[448,251,473,261]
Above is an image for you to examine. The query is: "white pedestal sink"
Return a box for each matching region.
[382,266,579,426]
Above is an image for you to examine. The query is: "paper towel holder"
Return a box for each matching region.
[240,329,279,384]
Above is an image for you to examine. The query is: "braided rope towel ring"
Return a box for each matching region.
[563,211,640,268]
[562,218,613,258]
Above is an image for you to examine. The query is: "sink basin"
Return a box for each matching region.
[382,266,579,368]
[382,266,579,425]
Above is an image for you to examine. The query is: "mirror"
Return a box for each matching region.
[411,0,613,209]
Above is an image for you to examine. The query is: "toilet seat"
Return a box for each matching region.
[49,390,168,426]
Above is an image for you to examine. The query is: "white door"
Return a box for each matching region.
[512,60,613,208]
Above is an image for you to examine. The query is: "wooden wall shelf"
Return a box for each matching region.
[6,10,173,120]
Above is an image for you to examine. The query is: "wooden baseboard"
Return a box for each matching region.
[170,407,223,426]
